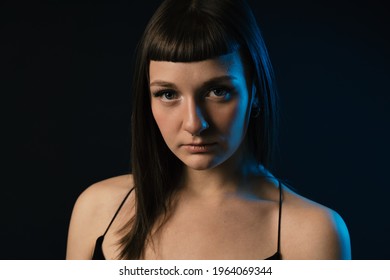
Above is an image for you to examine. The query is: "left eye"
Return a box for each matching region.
[207,88,231,100]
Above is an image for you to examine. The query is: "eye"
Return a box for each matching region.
[206,87,232,101]
[152,90,179,102]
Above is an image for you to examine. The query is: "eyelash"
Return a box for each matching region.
[152,86,233,102]
[152,90,178,101]
[206,87,232,100]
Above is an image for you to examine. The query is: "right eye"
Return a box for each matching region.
[152,90,179,102]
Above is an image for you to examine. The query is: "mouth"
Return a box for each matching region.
[181,142,217,153]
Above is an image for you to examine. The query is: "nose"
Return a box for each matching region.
[183,99,209,136]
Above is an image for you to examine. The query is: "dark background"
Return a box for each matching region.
[1,0,389,259]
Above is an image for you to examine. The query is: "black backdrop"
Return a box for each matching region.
[2,0,389,259]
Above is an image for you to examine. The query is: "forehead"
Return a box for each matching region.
[149,52,246,84]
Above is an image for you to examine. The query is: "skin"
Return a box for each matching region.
[149,52,258,196]
[150,52,252,173]
[66,52,351,260]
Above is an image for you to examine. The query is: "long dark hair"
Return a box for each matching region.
[119,0,278,259]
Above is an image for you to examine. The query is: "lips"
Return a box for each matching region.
[181,142,217,153]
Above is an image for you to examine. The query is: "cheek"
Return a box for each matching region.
[209,99,248,134]
[151,104,178,140]
[152,107,166,132]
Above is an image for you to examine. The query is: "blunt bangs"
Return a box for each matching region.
[145,3,240,62]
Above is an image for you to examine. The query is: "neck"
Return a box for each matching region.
[181,155,264,199]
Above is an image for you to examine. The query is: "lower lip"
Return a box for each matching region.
[182,143,217,153]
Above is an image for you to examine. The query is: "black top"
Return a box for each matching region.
[92,181,283,260]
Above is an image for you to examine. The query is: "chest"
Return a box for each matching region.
[143,201,279,259]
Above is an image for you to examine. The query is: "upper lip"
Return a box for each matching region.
[183,142,216,146]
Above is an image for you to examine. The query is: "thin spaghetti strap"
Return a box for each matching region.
[276,180,283,253]
[102,187,135,237]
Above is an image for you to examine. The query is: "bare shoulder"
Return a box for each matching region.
[76,174,134,210]
[280,184,351,259]
[66,174,135,259]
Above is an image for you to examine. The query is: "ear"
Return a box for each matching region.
[249,83,261,118]
[251,83,259,107]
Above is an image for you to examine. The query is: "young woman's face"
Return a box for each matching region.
[149,52,253,170]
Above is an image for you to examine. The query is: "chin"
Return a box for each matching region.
[181,156,219,171]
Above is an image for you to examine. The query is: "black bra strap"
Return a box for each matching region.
[276,180,283,253]
[102,187,135,237]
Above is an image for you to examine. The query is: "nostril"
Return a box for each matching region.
[191,120,209,136]
[201,120,209,130]
[184,115,208,136]
[183,100,210,136]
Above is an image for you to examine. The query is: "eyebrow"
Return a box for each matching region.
[149,75,237,88]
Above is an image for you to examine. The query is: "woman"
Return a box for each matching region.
[66,0,351,260]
